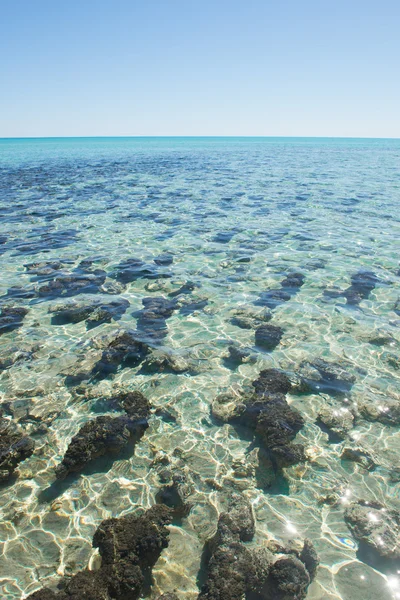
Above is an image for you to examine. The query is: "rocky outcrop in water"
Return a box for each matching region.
[55,392,151,479]
[0,305,29,335]
[49,296,129,327]
[324,270,379,306]
[27,505,173,600]
[64,328,151,383]
[0,418,35,481]
[256,272,305,310]
[134,296,177,340]
[344,500,400,560]
[112,257,172,283]
[255,324,284,351]
[212,369,306,482]
[198,493,318,600]
[230,306,272,330]
[295,358,356,396]
[317,406,354,441]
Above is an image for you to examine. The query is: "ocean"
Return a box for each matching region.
[0,137,399,599]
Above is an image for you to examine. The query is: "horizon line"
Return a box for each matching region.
[1,135,400,141]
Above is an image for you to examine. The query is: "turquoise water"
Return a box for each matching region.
[0,137,399,599]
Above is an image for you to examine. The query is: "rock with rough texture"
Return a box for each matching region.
[112,257,172,283]
[55,411,149,479]
[157,595,180,600]
[0,305,29,335]
[199,494,318,600]
[255,324,284,350]
[257,272,305,310]
[317,406,354,440]
[156,473,193,521]
[252,368,292,395]
[265,556,310,600]
[0,418,35,481]
[140,349,192,374]
[27,505,173,600]
[49,296,129,327]
[344,500,400,560]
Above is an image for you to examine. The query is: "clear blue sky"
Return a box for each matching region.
[1,0,399,138]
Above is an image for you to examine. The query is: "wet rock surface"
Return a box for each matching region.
[27,505,173,600]
[0,418,35,481]
[212,370,306,482]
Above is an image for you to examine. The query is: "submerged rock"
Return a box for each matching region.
[357,396,400,426]
[230,306,272,330]
[0,305,29,335]
[324,270,379,306]
[341,447,377,471]
[55,404,150,479]
[317,406,354,441]
[344,500,400,560]
[296,358,356,395]
[256,272,305,310]
[0,418,35,481]
[134,296,177,340]
[199,494,318,600]
[112,257,172,283]
[27,505,173,600]
[212,371,306,483]
[255,324,284,351]
[49,296,129,327]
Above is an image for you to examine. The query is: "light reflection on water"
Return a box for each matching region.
[0,137,399,599]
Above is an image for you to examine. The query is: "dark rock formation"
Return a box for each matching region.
[156,472,193,521]
[55,394,150,479]
[50,296,129,327]
[0,418,35,481]
[255,324,284,351]
[212,370,306,480]
[92,328,151,376]
[252,368,292,395]
[37,266,107,298]
[198,494,318,600]
[27,505,173,600]
[112,257,172,283]
[344,500,400,560]
[324,270,379,306]
[256,272,305,309]
[134,296,177,340]
[0,305,29,335]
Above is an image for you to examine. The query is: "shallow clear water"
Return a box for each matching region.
[0,137,399,599]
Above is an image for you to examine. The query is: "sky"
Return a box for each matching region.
[1,0,399,138]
